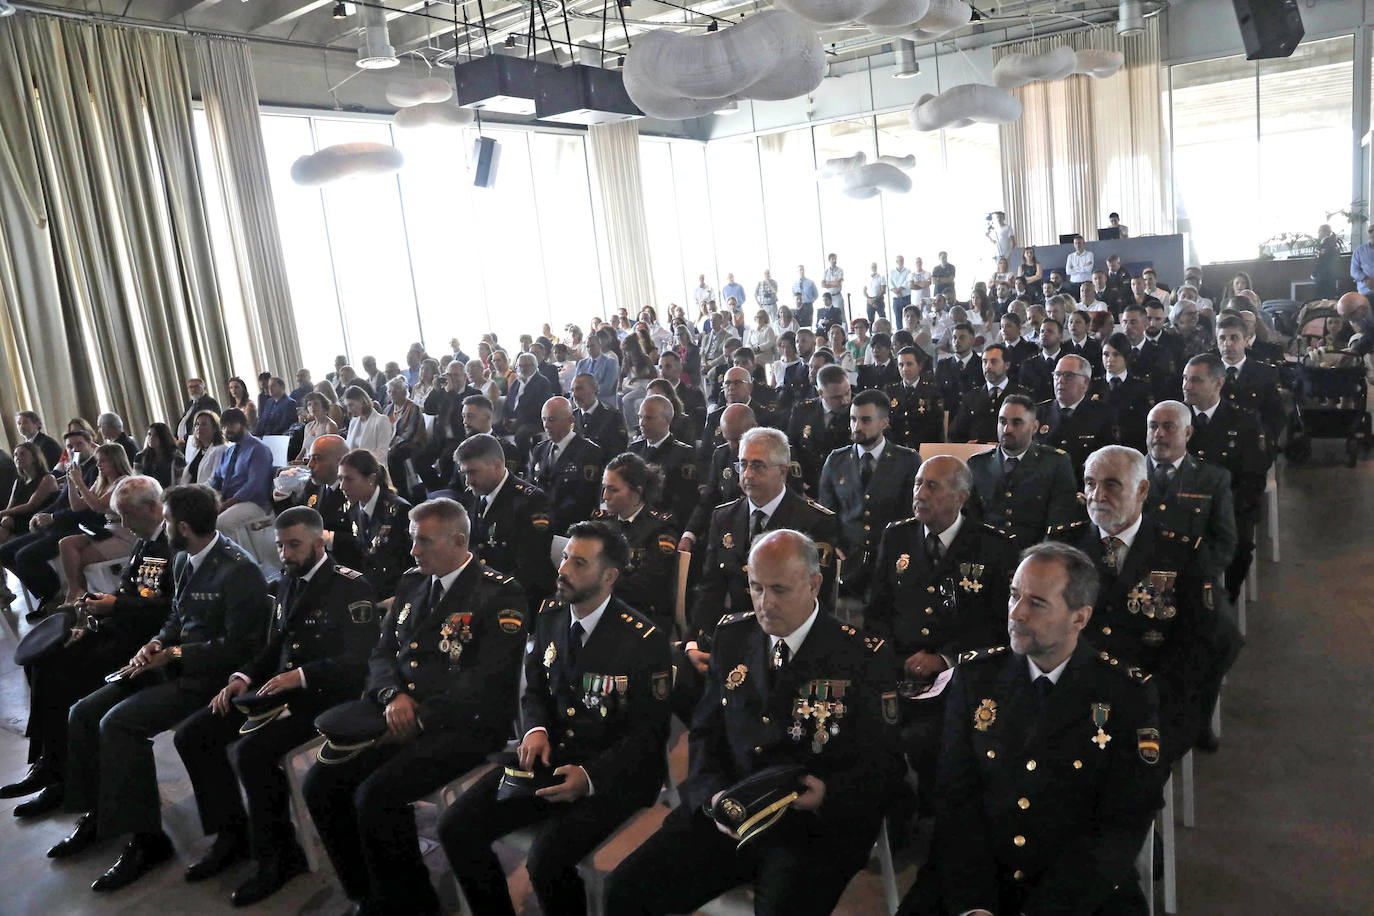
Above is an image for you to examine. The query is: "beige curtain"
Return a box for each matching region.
[588,120,655,316]
[0,13,232,444]
[998,17,1167,247]
[194,37,301,377]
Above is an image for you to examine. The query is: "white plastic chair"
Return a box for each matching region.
[262,435,292,469]
[1264,468,1279,562]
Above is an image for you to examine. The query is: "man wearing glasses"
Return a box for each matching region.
[1349,225,1374,296]
[1036,355,1117,483]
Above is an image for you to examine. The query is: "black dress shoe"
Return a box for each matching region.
[14,783,63,818]
[25,596,58,624]
[185,828,247,882]
[92,832,174,892]
[230,844,308,907]
[48,813,99,858]
[1,760,54,798]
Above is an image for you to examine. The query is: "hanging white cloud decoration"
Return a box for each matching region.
[623,11,825,121]
[775,0,881,27]
[822,151,869,175]
[909,83,1022,130]
[290,142,405,186]
[393,101,475,130]
[859,0,933,29]
[993,46,1125,89]
[820,151,915,198]
[870,0,971,40]
[877,153,916,168]
[385,77,454,107]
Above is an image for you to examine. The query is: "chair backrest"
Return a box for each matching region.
[919,442,994,462]
[262,435,291,468]
[422,413,435,433]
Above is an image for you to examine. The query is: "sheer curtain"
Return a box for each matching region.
[588,120,655,316]
[998,18,1167,247]
[0,13,232,442]
[194,37,302,378]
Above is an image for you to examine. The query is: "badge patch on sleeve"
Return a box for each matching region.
[1137,728,1161,765]
[348,601,374,624]
[881,691,899,725]
[652,670,671,701]
[531,514,550,531]
[658,534,678,555]
[498,610,524,633]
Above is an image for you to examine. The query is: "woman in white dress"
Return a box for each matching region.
[343,384,392,463]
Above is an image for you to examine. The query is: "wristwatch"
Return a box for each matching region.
[378,687,399,705]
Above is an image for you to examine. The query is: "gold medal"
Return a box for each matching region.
[722,532,734,549]
[1091,703,1112,749]
[974,698,997,731]
[896,553,910,573]
[725,664,747,689]
[543,642,557,668]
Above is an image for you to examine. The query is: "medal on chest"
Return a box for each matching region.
[790,680,848,753]
[137,557,167,598]
[543,641,557,668]
[1091,703,1112,749]
[438,612,473,661]
[959,562,985,593]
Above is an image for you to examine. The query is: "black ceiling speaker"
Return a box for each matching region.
[1231,0,1304,60]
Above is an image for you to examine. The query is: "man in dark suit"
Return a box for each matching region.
[681,403,755,550]
[421,362,482,487]
[271,433,349,532]
[331,449,414,603]
[572,371,628,458]
[441,521,672,915]
[1122,302,1178,400]
[1035,354,1117,482]
[1145,401,1237,586]
[818,390,919,595]
[175,378,222,444]
[698,367,780,478]
[950,345,1027,443]
[1182,354,1270,603]
[996,314,1038,381]
[15,410,63,470]
[303,498,528,914]
[500,353,554,454]
[97,413,140,466]
[605,529,903,915]
[172,507,376,905]
[52,484,269,891]
[527,397,604,534]
[787,364,853,494]
[630,394,697,526]
[886,347,945,449]
[855,332,902,390]
[456,433,555,612]
[1021,318,1071,402]
[1215,314,1285,447]
[935,323,985,415]
[529,340,564,394]
[967,396,1082,543]
[903,541,1164,916]
[657,350,707,441]
[2,475,173,817]
[1057,445,1239,765]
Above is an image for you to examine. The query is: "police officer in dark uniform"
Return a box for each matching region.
[935,323,986,416]
[855,332,902,390]
[172,506,376,905]
[572,372,629,458]
[1144,401,1237,586]
[606,529,902,915]
[787,363,853,494]
[967,395,1083,543]
[886,346,945,449]
[1018,318,1069,403]
[2,475,174,817]
[1183,354,1270,602]
[996,314,1039,381]
[1122,302,1180,400]
[901,541,1164,916]
[270,433,349,532]
[440,395,522,494]
[657,350,706,440]
[1057,446,1237,765]
[630,393,698,525]
[330,447,414,601]
[698,367,781,477]
[1216,314,1286,448]
[304,498,527,915]
[440,521,672,916]
[456,433,556,613]
[683,404,755,548]
[1092,332,1157,454]
[53,484,270,892]
[528,396,605,534]
[818,390,920,596]
[950,345,1028,443]
[1035,354,1117,482]
[595,453,681,629]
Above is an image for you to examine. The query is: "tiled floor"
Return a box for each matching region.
[0,441,1371,914]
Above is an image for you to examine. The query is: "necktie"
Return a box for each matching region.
[925,530,942,563]
[1226,366,1239,385]
[749,509,767,542]
[1111,376,1122,391]
[1153,463,1174,493]
[1194,412,1210,432]
[1062,406,1074,420]
[1034,674,1054,711]
[1102,536,1124,573]
[550,442,561,466]
[568,620,585,672]
[771,639,791,679]
[990,385,1002,399]
[1004,455,1019,477]
[358,510,372,545]
[860,452,875,488]
[477,495,488,518]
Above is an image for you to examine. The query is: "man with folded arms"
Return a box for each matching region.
[171,506,376,906]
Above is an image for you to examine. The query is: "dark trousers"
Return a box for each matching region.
[1224,516,1257,603]
[901,696,945,813]
[302,729,497,913]
[26,631,145,771]
[65,675,213,837]
[173,701,326,859]
[892,296,911,325]
[897,857,1148,916]
[866,297,885,325]
[0,527,64,602]
[604,807,872,916]
[439,765,648,916]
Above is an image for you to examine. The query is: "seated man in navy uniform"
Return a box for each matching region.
[605,529,903,915]
[329,448,414,603]
[303,497,527,915]
[172,506,376,906]
[967,395,1082,543]
[629,394,697,526]
[271,433,349,533]
[1144,401,1236,586]
[440,520,672,916]
[52,484,270,892]
[2,475,173,817]
[680,403,756,553]
[1035,354,1117,483]
[900,541,1165,916]
[949,345,1028,443]
[886,346,945,450]
[572,371,629,458]
[528,396,604,534]
[787,363,853,495]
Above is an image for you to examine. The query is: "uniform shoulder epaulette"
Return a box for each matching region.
[537,597,567,614]
[798,396,820,408]
[982,522,1013,539]
[715,496,746,512]
[649,508,673,522]
[1050,519,1090,535]
[482,567,515,584]
[1095,650,1152,683]
[716,611,755,628]
[887,517,920,530]
[511,478,534,493]
[618,610,658,638]
[955,645,1010,665]
[334,565,363,579]
[804,498,835,516]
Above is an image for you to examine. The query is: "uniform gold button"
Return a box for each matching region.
[1013,870,1024,880]
[567,707,577,716]
[753,746,762,754]
[410,642,418,649]
[1005,491,1013,498]
[920,627,930,636]
[291,643,300,650]
[721,698,728,706]
[408,682,416,689]
[1025,759,1036,771]
[409,661,418,668]
[1101,626,1111,635]
[1158,504,1166,511]
[1013,835,1026,847]
[1073,759,1083,769]
[1018,797,1030,809]
[565,729,575,737]
[986,750,996,759]
[927,586,936,593]
[863,524,871,531]
[925,607,933,614]
[285,662,294,669]
[762,716,770,724]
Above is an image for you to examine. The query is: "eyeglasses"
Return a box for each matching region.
[1052,371,1088,380]
[734,460,782,474]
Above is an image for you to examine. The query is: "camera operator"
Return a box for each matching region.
[986,211,1016,266]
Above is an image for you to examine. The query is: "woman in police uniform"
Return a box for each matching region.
[594,452,680,630]
[332,449,413,603]
[1091,333,1156,455]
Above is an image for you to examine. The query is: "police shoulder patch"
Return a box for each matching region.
[657,533,678,555]
[348,600,374,624]
[531,513,551,531]
[497,609,524,633]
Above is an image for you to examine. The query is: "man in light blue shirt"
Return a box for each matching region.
[721,273,746,309]
[1350,225,1374,295]
[575,333,620,407]
[793,265,818,326]
[209,407,276,563]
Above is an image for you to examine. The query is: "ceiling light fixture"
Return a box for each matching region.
[1116,0,1145,37]
[355,2,398,68]
[504,34,516,49]
[331,2,347,19]
[706,20,718,32]
[894,38,919,79]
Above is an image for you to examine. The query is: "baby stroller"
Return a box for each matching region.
[1285,301,1371,466]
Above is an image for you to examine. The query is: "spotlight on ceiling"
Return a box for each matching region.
[504,34,517,49]
[331,2,347,19]
[617,55,625,69]
[894,38,919,79]
[706,20,718,32]
[618,0,631,7]
[1116,0,1145,36]
[355,3,398,68]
